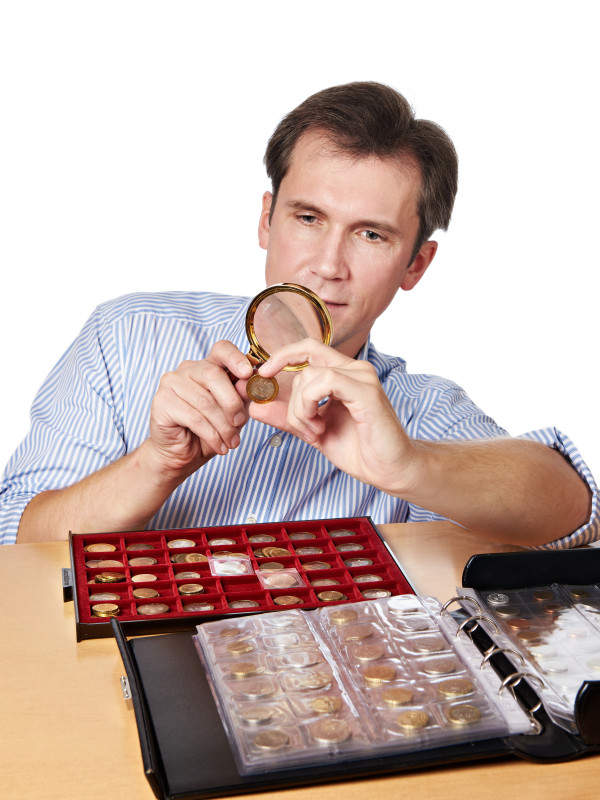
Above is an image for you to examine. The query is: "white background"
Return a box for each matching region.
[1,2,598,485]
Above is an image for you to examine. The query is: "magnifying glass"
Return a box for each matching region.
[244,283,333,404]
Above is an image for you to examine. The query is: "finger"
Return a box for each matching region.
[207,340,254,380]
[257,338,351,377]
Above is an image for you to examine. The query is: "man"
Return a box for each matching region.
[1,82,596,547]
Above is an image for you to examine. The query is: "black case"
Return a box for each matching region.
[113,550,600,800]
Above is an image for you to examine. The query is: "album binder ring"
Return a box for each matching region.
[455,614,499,639]
[440,595,482,615]
[480,647,525,670]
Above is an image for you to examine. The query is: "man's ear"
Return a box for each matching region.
[400,240,438,291]
[258,192,273,251]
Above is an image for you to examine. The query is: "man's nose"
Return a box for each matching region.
[311,232,349,280]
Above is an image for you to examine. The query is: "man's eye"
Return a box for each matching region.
[299,214,317,224]
[362,230,382,241]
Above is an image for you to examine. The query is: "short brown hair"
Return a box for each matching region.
[264,82,458,263]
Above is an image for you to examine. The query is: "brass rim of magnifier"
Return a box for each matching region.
[245,283,333,371]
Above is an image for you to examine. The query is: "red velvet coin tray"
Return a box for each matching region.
[63,517,416,640]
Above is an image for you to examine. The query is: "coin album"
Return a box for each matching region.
[63,517,414,640]
[113,548,600,800]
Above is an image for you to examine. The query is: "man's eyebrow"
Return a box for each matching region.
[283,200,403,236]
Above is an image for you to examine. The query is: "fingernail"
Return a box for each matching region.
[233,413,246,427]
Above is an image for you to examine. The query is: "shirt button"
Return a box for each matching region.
[270,435,283,448]
[246,515,257,524]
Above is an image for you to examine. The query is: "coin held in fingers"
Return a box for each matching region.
[247,374,279,404]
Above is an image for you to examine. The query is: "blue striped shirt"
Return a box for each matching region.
[1,291,598,548]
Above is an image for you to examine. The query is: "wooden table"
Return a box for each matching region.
[1,523,598,800]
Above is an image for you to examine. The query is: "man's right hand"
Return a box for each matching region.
[148,340,254,478]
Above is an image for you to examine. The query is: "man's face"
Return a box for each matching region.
[259,130,437,358]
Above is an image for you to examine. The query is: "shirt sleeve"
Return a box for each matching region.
[0,306,127,544]
[400,380,600,548]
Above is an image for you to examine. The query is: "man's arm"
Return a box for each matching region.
[253,340,591,547]
[16,341,254,542]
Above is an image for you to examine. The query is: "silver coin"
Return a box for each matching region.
[309,718,352,744]
[183,602,215,612]
[280,651,321,668]
[354,574,383,583]
[288,531,316,540]
[487,593,510,606]
[294,546,323,555]
[344,558,373,568]
[248,534,276,543]
[208,537,237,546]
[137,603,170,615]
[328,529,357,538]
[167,538,196,548]
[126,543,155,551]
[229,599,260,608]
[89,591,120,602]
[336,543,364,552]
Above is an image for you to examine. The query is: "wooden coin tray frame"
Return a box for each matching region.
[63,516,415,640]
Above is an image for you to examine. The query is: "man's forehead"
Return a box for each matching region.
[287,129,421,192]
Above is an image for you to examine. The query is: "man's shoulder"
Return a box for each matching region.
[367,344,463,398]
[92,291,247,328]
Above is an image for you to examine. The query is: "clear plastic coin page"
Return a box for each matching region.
[460,583,600,733]
[195,595,533,775]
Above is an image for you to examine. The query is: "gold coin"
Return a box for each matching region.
[95,572,125,583]
[273,595,303,605]
[397,710,429,730]
[382,687,413,706]
[516,630,542,644]
[178,583,204,595]
[247,374,279,404]
[353,643,385,662]
[570,587,590,598]
[227,641,255,655]
[309,695,344,714]
[128,557,157,567]
[212,550,247,558]
[240,678,276,699]
[89,591,120,602]
[437,678,474,698]
[309,718,352,744]
[96,559,123,568]
[167,538,196,548]
[253,728,289,750]
[532,590,555,602]
[412,635,446,653]
[171,553,189,563]
[132,587,160,599]
[91,603,119,617]
[363,664,396,684]
[543,603,563,615]
[303,561,331,570]
[354,574,383,583]
[361,589,392,599]
[262,546,292,558]
[295,546,324,555]
[220,625,243,637]
[85,543,117,552]
[175,571,202,580]
[317,591,346,602]
[229,599,260,608]
[239,705,275,725]
[261,573,297,589]
[311,578,340,587]
[259,561,285,571]
[137,603,170,615]
[297,672,332,690]
[494,604,519,617]
[329,608,358,625]
[445,703,481,725]
[231,661,259,678]
[131,573,158,583]
[506,617,530,629]
[343,624,374,641]
[184,552,208,563]
[126,543,155,551]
